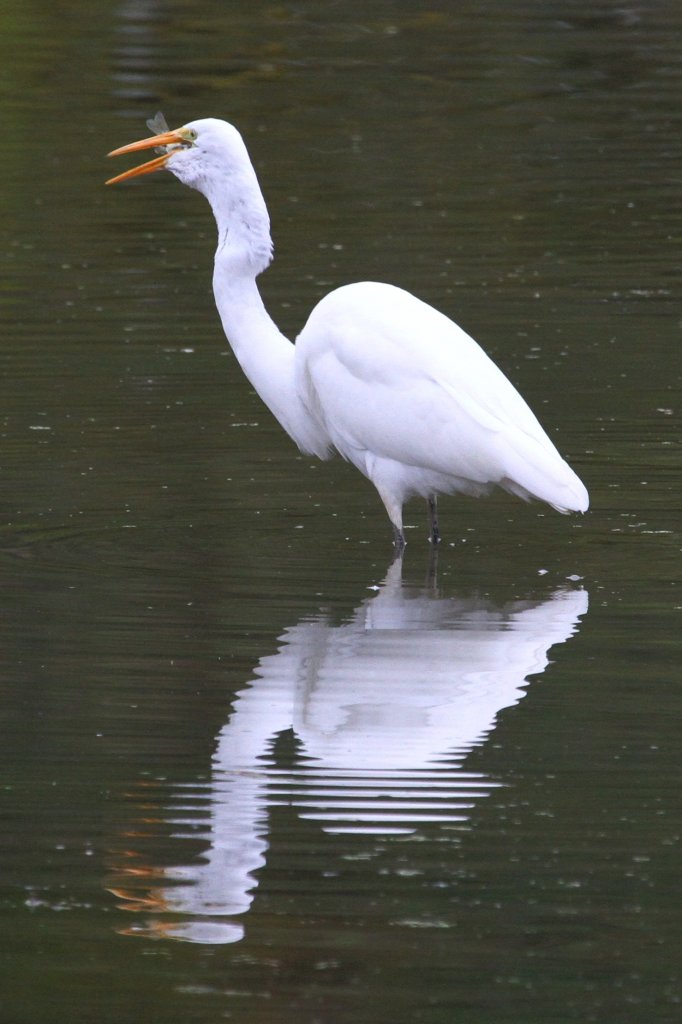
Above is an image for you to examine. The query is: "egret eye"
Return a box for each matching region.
[184,128,198,145]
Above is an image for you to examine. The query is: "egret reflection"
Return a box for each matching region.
[110,562,588,943]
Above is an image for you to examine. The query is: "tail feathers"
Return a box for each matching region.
[499,439,589,514]
[502,473,589,513]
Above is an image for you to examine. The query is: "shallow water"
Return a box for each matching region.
[1,2,680,1022]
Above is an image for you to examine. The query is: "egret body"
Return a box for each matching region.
[107,117,588,547]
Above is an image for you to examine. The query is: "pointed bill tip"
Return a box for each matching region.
[105,151,172,185]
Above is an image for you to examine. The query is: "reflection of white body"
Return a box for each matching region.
[121,566,588,942]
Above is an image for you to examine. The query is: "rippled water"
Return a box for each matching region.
[1,2,680,1022]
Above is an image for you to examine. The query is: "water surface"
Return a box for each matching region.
[1,2,680,1022]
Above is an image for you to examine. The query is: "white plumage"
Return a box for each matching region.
[107,117,589,547]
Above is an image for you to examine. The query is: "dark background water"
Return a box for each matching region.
[1,2,680,1022]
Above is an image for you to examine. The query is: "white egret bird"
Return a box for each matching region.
[107,116,588,548]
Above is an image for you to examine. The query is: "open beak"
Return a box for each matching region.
[106,129,188,185]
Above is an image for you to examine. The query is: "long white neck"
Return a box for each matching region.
[199,159,326,457]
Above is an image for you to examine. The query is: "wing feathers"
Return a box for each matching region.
[296,282,588,512]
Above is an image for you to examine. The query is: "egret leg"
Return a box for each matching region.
[392,522,406,552]
[427,496,441,545]
[375,482,406,551]
[426,542,439,587]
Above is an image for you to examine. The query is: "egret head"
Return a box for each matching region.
[107,116,273,272]
[106,117,252,196]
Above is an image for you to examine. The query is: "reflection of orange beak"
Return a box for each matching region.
[106,129,187,185]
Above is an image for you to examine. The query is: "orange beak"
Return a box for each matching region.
[106,129,188,185]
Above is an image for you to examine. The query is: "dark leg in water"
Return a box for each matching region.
[427,496,441,545]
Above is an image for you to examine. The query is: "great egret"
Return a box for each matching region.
[107,116,589,548]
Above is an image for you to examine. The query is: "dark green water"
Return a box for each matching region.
[1,2,680,1022]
